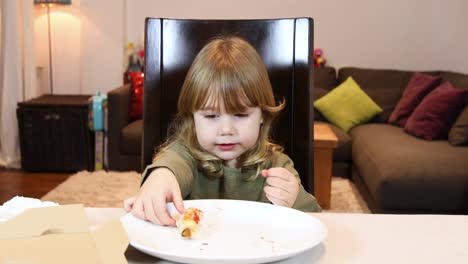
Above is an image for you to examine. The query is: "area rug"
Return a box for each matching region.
[41,170,370,213]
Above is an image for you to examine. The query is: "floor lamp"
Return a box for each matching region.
[34,0,72,94]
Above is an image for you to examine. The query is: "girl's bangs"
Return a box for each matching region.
[197,71,255,113]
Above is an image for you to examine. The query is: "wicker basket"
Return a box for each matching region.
[17,95,94,172]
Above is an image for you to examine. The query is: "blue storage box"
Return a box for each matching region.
[88,92,107,131]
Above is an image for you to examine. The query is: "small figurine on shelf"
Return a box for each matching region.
[313,48,327,68]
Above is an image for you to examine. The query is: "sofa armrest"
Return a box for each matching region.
[108,83,132,130]
[107,83,132,167]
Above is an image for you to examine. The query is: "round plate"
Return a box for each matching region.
[121,199,326,264]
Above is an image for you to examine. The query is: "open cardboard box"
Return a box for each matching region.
[0,204,128,263]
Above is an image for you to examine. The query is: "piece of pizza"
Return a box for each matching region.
[176,207,204,238]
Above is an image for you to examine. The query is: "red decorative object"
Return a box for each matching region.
[128,71,144,121]
[313,48,326,68]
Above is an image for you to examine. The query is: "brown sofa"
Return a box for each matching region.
[315,67,468,214]
[107,83,143,172]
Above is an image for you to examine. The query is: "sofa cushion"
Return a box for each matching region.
[314,66,337,91]
[440,71,468,88]
[121,119,143,155]
[449,106,468,146]
[440,71,468,146]
[388,72,441,127]
[404,82,467,140]
[351,123,468,211]
[314,77,383,132]
[338,67,441,123]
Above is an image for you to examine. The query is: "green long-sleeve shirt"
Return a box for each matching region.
[141,142,321,212]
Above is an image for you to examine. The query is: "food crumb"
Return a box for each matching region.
[260,235,276,252]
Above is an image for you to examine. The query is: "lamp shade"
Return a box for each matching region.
[34,0,72,4]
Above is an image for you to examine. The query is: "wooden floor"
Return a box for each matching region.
[0,168,71,204]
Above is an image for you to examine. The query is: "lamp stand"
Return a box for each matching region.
[46,4,54,94]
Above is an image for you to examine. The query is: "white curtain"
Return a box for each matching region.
[0,0,37,168]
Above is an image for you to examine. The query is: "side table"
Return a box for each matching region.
[314,122,338,209]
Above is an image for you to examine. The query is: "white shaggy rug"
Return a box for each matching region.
[41,170,370,213]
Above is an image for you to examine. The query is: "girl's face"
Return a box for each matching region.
[193,104,263,168]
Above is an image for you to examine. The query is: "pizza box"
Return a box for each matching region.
[0,204,128,263]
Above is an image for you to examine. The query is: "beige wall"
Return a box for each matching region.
[34,0,83,94]
[80,0,124,95]
[34,0,125,95]
[127,0,468,73]
[35,0,468,95]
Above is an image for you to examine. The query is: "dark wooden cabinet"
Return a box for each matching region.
[17,95,94,172]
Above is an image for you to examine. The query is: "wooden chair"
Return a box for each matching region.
[142,18,316,192]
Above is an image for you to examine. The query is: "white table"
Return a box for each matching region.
[85,208,468,264]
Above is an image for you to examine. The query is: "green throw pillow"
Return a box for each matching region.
[314,76,383,132]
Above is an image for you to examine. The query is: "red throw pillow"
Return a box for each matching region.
[404,82,468,140]
[128,71,144,121]
[389,72,441,127]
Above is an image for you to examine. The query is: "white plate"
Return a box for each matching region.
[121,199,326,264]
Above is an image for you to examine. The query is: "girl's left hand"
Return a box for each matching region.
[261,168,299,208]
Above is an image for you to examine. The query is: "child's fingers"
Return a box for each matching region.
[264,168,293,181]
[264,168,298,192]
[264,168,297,192]
[143,196,163,226]
[264,185,287,201]
[172,189,185,216]
[130,198,147,221]
[264,191,288,207]
[265,176,289,191]
[264,185,294,207]
[153,196,176,226]
[261,169,269,177]
[123,196,136,212]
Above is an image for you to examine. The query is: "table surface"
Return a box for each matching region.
[85,208,468,264]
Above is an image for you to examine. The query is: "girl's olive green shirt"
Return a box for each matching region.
[141,143,321,212]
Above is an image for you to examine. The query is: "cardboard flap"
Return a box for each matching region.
[0,233,103,263]
[93,220,129,264]
[0,204,89,240]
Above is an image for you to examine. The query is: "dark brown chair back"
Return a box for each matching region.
[142,18,315,192]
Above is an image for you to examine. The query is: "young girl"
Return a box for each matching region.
[124,36,321,226]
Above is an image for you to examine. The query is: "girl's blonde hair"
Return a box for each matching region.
[156,36,285,178]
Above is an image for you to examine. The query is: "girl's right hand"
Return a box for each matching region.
[123,167,185,226]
